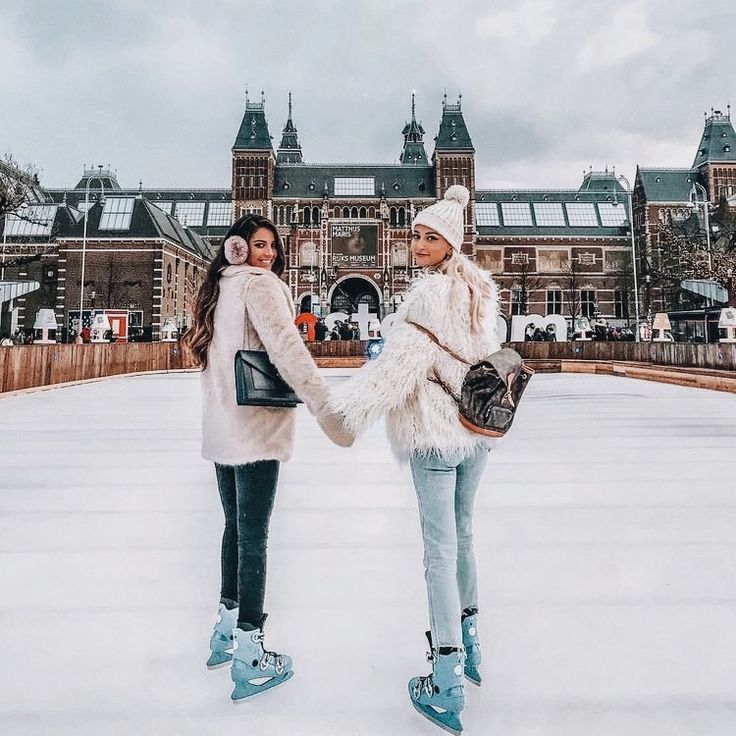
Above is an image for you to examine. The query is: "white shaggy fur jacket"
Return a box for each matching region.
[333,270,502,461]
[201,265,329,465]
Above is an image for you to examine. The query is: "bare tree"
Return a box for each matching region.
[561,253,583,322]
[1,153,41,219]
[653,201,736,309]
[515,258,545,315]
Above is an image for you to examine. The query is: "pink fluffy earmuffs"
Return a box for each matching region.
[224,235,248,265]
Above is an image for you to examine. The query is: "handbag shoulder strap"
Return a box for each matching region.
[406,320,472,366]
[241,277,255,348]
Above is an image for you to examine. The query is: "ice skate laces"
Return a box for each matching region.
[252,630,286,675]
[413,648,437,699]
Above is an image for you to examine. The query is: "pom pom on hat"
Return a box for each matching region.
[411,184,470,250]
[224,235,248,265]
[444,184,470,209]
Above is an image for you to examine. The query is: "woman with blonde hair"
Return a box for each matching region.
[185,213,349,701]
[330,186,500,734]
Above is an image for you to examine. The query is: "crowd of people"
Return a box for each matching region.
[0,329,34,346]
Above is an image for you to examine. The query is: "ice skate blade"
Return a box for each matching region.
[411,700,463,735]
[206,651,233,668]
[231,670,294,702]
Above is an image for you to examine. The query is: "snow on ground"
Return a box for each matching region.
[1,370,735,736]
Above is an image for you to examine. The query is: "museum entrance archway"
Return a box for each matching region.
[329,277,380,315]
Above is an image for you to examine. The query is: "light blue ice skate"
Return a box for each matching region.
[461,611,482,686]
[230,625,293,701]
[206,603,238,668]
[408,633,465,735]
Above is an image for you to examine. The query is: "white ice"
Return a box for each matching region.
[1,370,736,736]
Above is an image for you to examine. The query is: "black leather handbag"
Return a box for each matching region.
[234,350,301,407]
[408,321,533,437]
[234,290,302,408]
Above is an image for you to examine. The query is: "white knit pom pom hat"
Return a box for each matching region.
[411,184,470,250]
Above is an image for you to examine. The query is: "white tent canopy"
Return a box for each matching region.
[0,280,40,304]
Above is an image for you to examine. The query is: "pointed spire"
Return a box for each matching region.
[400,91,427,165]
[693,105,736,167]
[434,92,474,154]
[277,92,303,164]
[233,86,273,151]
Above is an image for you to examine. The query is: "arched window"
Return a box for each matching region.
[368,207,375,218]
[299,241,318,268]
[390,207,397,226]
[351,207,359,218]
[303,206,311,226]
[359,207,367,219]
[312,206,320,225]
[398,207,406,227]
[342,207,350,218]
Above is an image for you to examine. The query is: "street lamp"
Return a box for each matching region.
[617,175,641,341]
[79,166,106,334]
[690,181,712,272]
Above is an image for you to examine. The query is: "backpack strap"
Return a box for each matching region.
[405,320,464,403]
[405,320,472,366]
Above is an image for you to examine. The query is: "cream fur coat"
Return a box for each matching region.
[201,265,329,465]
[333,271,502,461]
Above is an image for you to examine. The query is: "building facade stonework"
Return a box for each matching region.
[3,95,734,340]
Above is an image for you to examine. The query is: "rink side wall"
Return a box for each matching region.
[1,340,735,394]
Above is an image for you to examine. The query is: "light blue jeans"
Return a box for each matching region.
[410,445,489,648]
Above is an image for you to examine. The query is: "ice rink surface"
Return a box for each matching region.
[1,370,735,736]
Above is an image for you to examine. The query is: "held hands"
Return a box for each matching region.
[317,405,354,448]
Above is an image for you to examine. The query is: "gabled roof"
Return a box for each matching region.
[56,196,211,259]
[636,167,699,203]
[692,110,736,168]
[434,96,474,153]
[233,97,274,151]
[273,164,435,199]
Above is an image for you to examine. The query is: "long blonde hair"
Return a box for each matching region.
[437,251,494,334]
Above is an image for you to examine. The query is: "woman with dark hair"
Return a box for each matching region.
[185,214,350,701]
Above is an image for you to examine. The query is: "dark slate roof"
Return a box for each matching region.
[73,169,122,191]
[636,168,699,202]
[273,164,436,199]
[44,188,232,243]
[474,189,630,238]
[434,100,474,152]
[578,170,626,193]
[692,111,736,167]
[55,196,211,259]
[233,101,274,151]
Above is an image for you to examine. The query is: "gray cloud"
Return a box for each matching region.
[2,0,735,190]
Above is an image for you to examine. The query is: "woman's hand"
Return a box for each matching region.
[317,406,354,448]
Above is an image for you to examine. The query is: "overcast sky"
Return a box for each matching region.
[2,0,735,192]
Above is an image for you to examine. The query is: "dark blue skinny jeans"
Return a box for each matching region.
[214,460,280,630]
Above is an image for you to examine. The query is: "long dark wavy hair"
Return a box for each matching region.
[184,214,285,369]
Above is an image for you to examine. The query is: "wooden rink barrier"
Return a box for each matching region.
[1,339,735,395]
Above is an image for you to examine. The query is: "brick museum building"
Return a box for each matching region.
[2,93,734,341]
